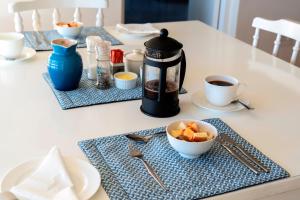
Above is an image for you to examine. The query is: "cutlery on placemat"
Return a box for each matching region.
[37,31,51,46]
[231,99,254,110]
[220,134,269,173]
[216,137,260,174]
[33,31,42,47]
[0,191,17,200]
[128,142,168,191]
[126,131,166,143]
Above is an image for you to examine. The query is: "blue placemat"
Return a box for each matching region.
[23,27,123,51]
[43,70,187,110]
[78,118,289,200]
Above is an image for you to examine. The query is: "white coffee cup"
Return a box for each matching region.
[204,75,241,106]
[0,32,24,59]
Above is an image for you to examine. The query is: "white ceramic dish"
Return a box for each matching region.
[55,22,83,39]
[166,120,218,159]
[204,75,241,106]
[114,72,138,89]
[1,156,100,200]
[0,47,36,65]
[124,49,144,75]
[0,32,24,59]
[116,23,159,38]
[191,90,250,113]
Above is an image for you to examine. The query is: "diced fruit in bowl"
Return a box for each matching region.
[166,120,218,159]
[56,22,81,28]
[171,121,215,142]
[55,21,83,39]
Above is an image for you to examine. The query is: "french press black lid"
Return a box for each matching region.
[144,29,183,59]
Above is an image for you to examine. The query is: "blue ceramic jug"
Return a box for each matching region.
[48,39,83,91]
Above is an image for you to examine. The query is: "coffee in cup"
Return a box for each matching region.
[0,32,24,59]
[204,75,241,106]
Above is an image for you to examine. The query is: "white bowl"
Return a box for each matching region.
[0,32,24,59]
[166,120,218,159]
[55,22,83,39]
[114,72,138,89]
[124,49,144,75]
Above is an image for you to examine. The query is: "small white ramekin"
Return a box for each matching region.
[114,72,138,89]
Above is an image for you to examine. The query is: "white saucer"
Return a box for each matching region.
[1,156,100,200]
[191,90,250,113]
[116,24,159,38]
[116,28,158,38]
[0,47,36,65]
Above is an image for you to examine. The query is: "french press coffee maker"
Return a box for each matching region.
[140,29,186,117]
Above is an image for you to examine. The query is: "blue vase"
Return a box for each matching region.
[48,39,83,91]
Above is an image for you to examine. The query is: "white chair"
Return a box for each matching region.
[252,17,300,65]
[8,0,108,32]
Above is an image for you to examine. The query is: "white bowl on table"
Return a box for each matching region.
[114,72,138,89]
[166,119,218,159]
[124,49,144,75]
[55,22,83,39]
[0,32,24,59]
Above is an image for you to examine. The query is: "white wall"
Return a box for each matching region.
[236,0,300,66]
[188,0,239,38]
[0,0,123,32]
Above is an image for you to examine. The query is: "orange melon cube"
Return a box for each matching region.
[187,122,199,132]
[183,127,195,141]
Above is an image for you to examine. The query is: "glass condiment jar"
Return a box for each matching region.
[95,41,111,90]
[110,49,125,77]
[86,36,102,80]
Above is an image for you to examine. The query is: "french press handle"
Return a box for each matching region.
[179,50,186,90]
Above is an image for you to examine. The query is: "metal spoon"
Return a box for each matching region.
[231,99,254,110]
[0,191,17,200]
[125,131,166,143]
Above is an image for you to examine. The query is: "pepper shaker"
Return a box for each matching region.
[95,40,111,89]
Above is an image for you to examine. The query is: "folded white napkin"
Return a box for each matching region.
[116,23,160,34]
[11,147,78,200]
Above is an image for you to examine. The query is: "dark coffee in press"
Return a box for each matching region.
[145,80,178,101]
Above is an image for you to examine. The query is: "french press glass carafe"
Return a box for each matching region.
[141,29,186,117]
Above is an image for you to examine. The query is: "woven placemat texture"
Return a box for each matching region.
[78,118,289,200]
[23,27,122,51]
[43,70,187,110]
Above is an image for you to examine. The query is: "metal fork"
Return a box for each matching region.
[126,131,166,143]
[220,134,269,173]
[128,142,168,191]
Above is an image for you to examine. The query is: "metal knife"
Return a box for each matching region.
[221,134,269,173]
[217,140,260,174]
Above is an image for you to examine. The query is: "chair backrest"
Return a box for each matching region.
[8,0,108,32]
[252,17,300,65]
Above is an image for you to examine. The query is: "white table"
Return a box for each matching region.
[0,21,300,200]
